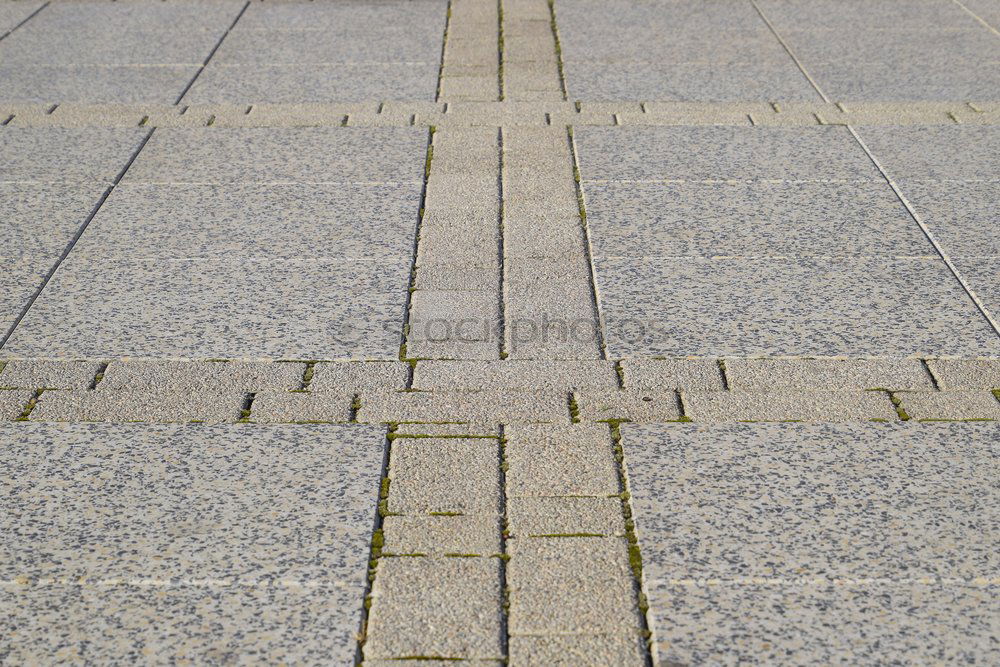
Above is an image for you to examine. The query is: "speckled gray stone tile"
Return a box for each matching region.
[186,64,440,104]
[0,360,103,390]
[0,422,384,581]
[857,125,1000,180]
[249,391,352,423]
[2,582,365,664]
[212,28,442,65]
[236,0,446,33]
[25,1,244,33]
[0,2,43,34]
[896,181,1000,257]
[560,27,791,65]
[897,390,1000,421]
[507,497,625,538]
[507,537,640,634]
[754,0,985,32]
[0,65,200,104]
[505,424,619,496]
[724,358,935,391]
[0,388,33,419]
[582,181,932,257]
[124,127,427,184]
[364,557,503,659]
[927,359,1000,390]
[309,362,409,392]
[621,359,725,391]
[387,438,500,515]
[509,634,646,666]
[76,183,420,259]
[593,257,1000,357]
[29,389,245,423]
[811,60,1000,102]
[0,183,109,260]
[0,28,221,65]
[412,360,618,391]
[0,259,48,334]
[381,515,501,556]
[557,0,768,38]
[683,389,897,421]
[960,0,1000,28]
[564,62,822,103]
[0,127,148,183]
[3,257,410,359]
[99,360,305,392]
[953,257,1000,325]
[784,28,1000,66]
[575,126,876,182]
[393,422,499,437]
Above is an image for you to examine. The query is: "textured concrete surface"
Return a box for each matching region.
[3,0,999,662]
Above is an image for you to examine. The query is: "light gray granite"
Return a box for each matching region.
[0,183,109,260]
[76,183,421,260]
[381,515,501,556]
[249,391,353,423]
[505,424,619,497]
[560,27,792,65]
[0,28,221,65]
[0,65,200,104]
[3,257,410,359]
[387,437,500,515]
[0,127,148,183]
[857,125,1000,181]
[25,1,245,33]
[557,0,769,38]
[0,2,43,34]
[784,28,1000,67]
[186,64,441,104]
[236,0,447,33]
[0,360,103,390]
[212,28,443,65]
[582,181,932,258]
[927,359,1000,390]
[30,389,245,423]
[593,256,1000,357]
[0,260,48,335]
[812,60,1000,102]
[953,257,1000,326]
[575,126,877,182]
[98,360,305,392]
[124,127,427,184]
[412,360,619,391]
[623,421,1000,662]
[309,362,410,392]
[724,358,935,391]
[896,181,1000,257]
[754,0,986,32]
[683,389,898,422]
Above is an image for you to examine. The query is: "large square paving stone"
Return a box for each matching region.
[953,257,1000,326]
[0,65,200,104]
[24,0,244,33]
[3,257,410,359]
[754,0,986,32]
[0,2,42,34]
[0,28,222,65]
[0,422,384,663]
[856,125,1000,181]
[213,28,443,65]
[235,0,446,32]
[593,256,1000,356]
[896,181,1000,257]
[1,183,108,259]
[0,260,48,336]
[623,422,1000,663]
[124,127,428,184]
[574,126,878,182]
[0,127,148,183]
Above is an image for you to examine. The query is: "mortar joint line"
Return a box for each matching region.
[0,127,156,350]
[846,125,1000,340]
[497,0,506,101]
[399,125,437,364]
[174,0,250,105]
[920,359,941,391]
[497,423,511,662]
[547,0,569,100]
[238,392,256,422]
[717,359,730,390]
[566,125,610,360]
[750,0,831,104]
[435,0,453,103]
[299,361,317,391]
[0,1,49,42]
[951,0,1000,35]
[89,361,110,390]
[498,126,508,359]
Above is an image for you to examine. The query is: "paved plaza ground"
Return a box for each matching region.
[1,0,999,663]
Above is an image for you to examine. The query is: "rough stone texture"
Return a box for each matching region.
[387,438,500,515]
[928,359,1000,390]
[99,360,305,392]
[358,391,570,424]
[507,497,625,538]
[393,422,500,437]
[682,390,897,422]
[310,362,410,391]
[506,424,619,496]
[0,389,33,420]
[364,557,503,659]
[508,634,647,666]
[621,358,724,391]
[897,391,1000,421]
[575,391,683,422]
[29,390,245,423]
[382,515,501,556]
[0,360,103,390]
[507,538,641,634]
[0,127,148,183]
[413,360,618,391]
[249,391,353,424]
[724,358,935,391]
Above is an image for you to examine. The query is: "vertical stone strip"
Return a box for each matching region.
[440,0,501,101]
[503,126,603,359]
[409,127,503,359]
[501,0,565,100]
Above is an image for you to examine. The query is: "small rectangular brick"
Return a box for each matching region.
[509,635,646,666]
[508,497,625,537]
[30,390,244,423]
[1,389,33,420]
[308,361,408,391]
[506,424,619,496]
[0,360,103,390]
[576,391,683,422]
[98,360,305,392]
[622,358,724,391]
[382,515,501,556]
[927,359,1000,390]
[507,537,640,634]
[249,390,352,423]
[393,422,500,437]
[725,358,933,391]
[897,391,1000,421]
[358,391,569,424]
[365,557,503,660]
[413,360,618,391]
[388,438,500,515]
[683,390,897,422]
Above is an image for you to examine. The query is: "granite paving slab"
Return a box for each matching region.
[0,65,201,105]
[782,28,1000,67]
[623,421,1000,663]
[897,181,1000,257]
[809,61,1000,102]
[953,257,1000,325]
[0,2,43,35]
[0,127,148,184]
[0,182,108,260]
[0,260,49,336]
[754,0,987,32]
[212,28,443,65]
[856,125,1000,181]
[0,28,223,65]
[234,0,447,33]
[23,1,245,33]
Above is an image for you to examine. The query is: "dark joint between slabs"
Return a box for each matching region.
[238,392,256,422]
[547,0,569,100]
[174,0,250,105]
[568,391,581,423]
[89,361,110,390]
[675,390,692,422]
[608,423,655,664]
[497,425,511,661]
[0,1,49,42]
[920,359,941,391]
[565,125,610,360]
[435,0,453,103]
[349,393,362,423]
[750,0,830,103]
[0,127,156,350]
[498,127,508,359]
[497,0,505,101]
[355,425,395,663]
[716,359,730,390]
[399,126,437,365]
[614,360,626,389]
[16,388,44,421]
[299,361,317,391]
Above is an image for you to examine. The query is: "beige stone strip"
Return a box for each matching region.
[501,0,563,101]
[440,0,501,101]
